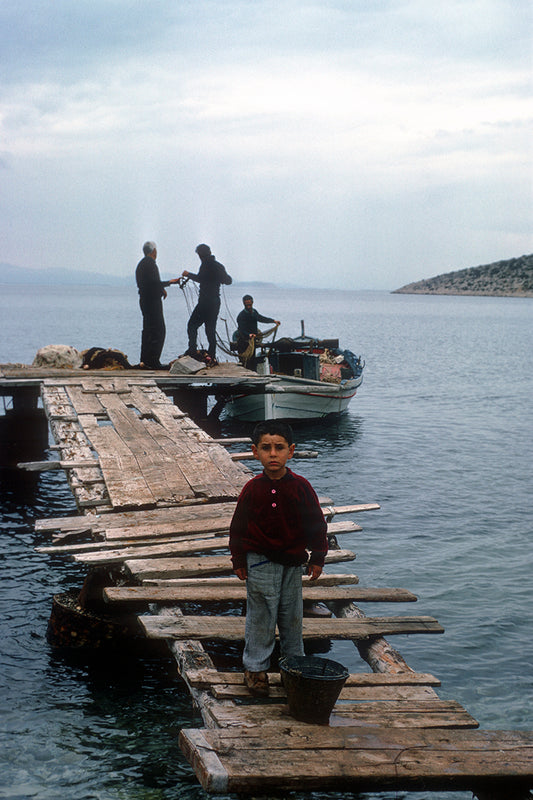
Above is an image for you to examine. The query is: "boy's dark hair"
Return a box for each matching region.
[252,421,294,447]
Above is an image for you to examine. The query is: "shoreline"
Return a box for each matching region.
[392,289,533,297]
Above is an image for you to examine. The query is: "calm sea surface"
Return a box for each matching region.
[1,283,532,800]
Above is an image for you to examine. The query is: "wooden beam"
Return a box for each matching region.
[124,549,356,581]
[331,596,418,675]
[138,614,444,641]
[211,683,440,701]
[185,668,441,688]
[103,585,417,604]
[18,459,100,472]
[322,502,380,515]
[206,700,477,730]
[179,727,532,793]
[142,573,360,587]
[33,500,375,533]
[230,449,319,461]
[36,518,361,557]
[209,437,252,444]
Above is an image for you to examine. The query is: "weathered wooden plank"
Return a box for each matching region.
[137,406,247,501]
[36,530,220,554]
[76,386,230,507]
[138,615,444,641]
[60,521,360,564]
[35,501,236,533]
[185,668,441,688]
[142,573,360,587]
[18,459,99,472]
[104,515,359,543]
[103,585,417,604]
[33,499,364,533]
[179,728,532,793]
[230,449,319,461]
[41,384,110,511]
[125,555,232,580]
[97,392,194,504]
[36,518,359,556]
[125,549,356,581]
[322,503,381,515]
[138,406,246,498]
[126,385,164,417]
[206,700,477,730]
[72,536,230,564]
[65,384,105,415]
[79,413,156,508]
[190,444,251,499]
[209,437,252,445]
[211,683,440,701]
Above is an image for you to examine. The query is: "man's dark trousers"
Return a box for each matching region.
[187,298,220,360]
[140,296,165,368]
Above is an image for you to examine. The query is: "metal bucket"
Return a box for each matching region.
[279,655,349,725]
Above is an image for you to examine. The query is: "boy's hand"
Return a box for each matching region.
[235,567,248,581]
[307,564,322,581]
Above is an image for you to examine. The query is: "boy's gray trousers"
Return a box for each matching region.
[243,552,305,672]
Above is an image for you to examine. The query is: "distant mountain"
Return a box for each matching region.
[0,263,276,288]
[0,263,130,286]
[393,254,533,297]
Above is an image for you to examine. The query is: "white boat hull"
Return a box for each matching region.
[224,375,362,422]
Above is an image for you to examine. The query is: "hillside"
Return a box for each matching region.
[0,263,130,286]
[393,254,533,297]
[0,262,275,289]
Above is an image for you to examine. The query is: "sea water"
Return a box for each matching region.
[1,283,532,800]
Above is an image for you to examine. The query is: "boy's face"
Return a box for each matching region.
[252,433,295,480]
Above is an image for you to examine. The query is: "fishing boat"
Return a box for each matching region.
[223,323,364,422]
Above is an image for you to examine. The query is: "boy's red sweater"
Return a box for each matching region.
[229,468,328,571]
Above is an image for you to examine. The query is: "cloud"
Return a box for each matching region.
[0,0,531,289]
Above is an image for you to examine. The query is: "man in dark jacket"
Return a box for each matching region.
[237,294,280,339]
[135,241,178,369]
[236,295,280,368]
[182,244,232,362]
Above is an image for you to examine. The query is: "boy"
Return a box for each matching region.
[229,421,328,697]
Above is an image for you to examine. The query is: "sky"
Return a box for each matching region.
[0,0,531,290]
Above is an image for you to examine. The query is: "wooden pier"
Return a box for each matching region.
[3,370,531,797]
[0,361,276,433]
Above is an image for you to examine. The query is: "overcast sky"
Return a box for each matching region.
[1,0,531,289]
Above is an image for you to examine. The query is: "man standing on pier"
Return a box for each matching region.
[136,241,179,369]
[182,244,232,364]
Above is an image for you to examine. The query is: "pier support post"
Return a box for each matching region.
[170,389,222,436]
[331,600,415,673]
[170,389,208,424]
[0,388,48,468]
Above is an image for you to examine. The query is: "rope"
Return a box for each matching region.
[177,281,280,364]
[237,323,280,367]
[255,324,279,341]
[221,285,238,332]
[178,278,206,351]
[237,337,256,366]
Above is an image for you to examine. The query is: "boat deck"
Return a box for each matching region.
[11,373,532,796]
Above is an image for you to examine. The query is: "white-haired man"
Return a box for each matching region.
[135,241,179,369]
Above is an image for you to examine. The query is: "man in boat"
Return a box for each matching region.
[182,244,232,364]
[135,241,180,369]
[236,295,280,369]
